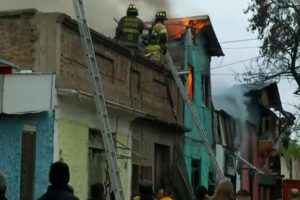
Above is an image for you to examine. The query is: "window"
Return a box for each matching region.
[131,165,153,195]
[130,69,141,96]
[191,159,201,188]
[202,71,210,107]
[187,64,194,101]
[21,124,37,200]
[96,53,115,83]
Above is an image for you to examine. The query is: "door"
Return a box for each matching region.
[20,125,37,200]
[155,144,171,188]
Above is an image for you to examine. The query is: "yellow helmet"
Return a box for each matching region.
[127,3,138,16]
[155,11,167,21]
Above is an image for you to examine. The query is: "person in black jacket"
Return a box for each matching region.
[38,161,79,200]
[89,183,105,200]
[0,171,7,200]
[194,185,207,200]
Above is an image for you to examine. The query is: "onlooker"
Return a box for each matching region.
[206,179,234,200]
[160,188,173,200]
[139,180,154,200]
[90,183,105,200]
[236,189,251,200]
[290,188,300,200]
[0,171,7,200]
[194,185,207,200]
[38,161,79,200]
[156,188,164,200]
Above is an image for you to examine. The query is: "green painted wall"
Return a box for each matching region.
[58,119,89,200]
[183,30,213,188]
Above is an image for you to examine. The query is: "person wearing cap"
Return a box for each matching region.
[115,3,144,50]
[144,11,168,63]
[38,161,79,200]
[290,188,300,200]
[0,172,7,200]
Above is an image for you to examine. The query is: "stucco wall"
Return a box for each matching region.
[58,119,89,200]
[116,133,132,200]
[0,112,54,200]
[56,96,134,200]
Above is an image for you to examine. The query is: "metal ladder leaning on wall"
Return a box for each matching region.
[72,0,124,199]
[165,51,224,180]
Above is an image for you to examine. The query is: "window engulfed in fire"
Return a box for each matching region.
[165,16,210,40]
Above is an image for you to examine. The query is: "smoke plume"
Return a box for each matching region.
[0,0,171,36]
[213,85,250,122]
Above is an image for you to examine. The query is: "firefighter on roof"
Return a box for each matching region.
[144,11,168,63]
[115,3,144,50]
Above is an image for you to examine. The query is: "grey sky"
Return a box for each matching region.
[171,0,299,114]
[0,0,298,113]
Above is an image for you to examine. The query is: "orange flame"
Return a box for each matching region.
[187,64,194,100]
[166,17,209,40]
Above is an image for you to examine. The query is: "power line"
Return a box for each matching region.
[220,38,258,44]
[211,57,261,70]
[222,46,260,50]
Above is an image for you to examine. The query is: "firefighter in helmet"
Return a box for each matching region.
[115,3,144,50]
[144,11,168,63]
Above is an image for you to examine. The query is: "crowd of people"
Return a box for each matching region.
[1,161,300,199]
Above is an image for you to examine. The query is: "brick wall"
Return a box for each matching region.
[0,10,37,69]
[0,9,183,124]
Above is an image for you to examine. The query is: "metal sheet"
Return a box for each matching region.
[1,74,55,114]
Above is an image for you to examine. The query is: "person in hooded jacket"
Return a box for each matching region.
[38,161,79,200]
[0,171,7,200]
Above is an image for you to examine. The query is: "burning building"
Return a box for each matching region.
[0,9,189,200]
[213,82,295,200]
[165,15,224,190]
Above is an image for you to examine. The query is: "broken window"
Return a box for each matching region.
[218,115,227,147]
[20,124,37,200]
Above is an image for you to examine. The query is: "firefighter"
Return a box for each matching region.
[115,3,144,50]
[144,11,168,63]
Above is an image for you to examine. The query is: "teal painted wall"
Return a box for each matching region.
[183,30,213,188]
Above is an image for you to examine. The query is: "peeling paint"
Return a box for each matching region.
[0,112,54,200]
[58,119,89,200]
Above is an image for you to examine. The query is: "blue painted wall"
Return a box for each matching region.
[0,111,54,200]
[183,29,214,188]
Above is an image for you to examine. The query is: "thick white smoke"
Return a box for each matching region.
[0,0,171,36]
[213,85,250,122]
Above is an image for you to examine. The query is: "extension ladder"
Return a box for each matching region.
[165,51,224,180]
[72,0,124,199]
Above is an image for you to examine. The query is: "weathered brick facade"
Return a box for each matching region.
[0,9,183,125]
